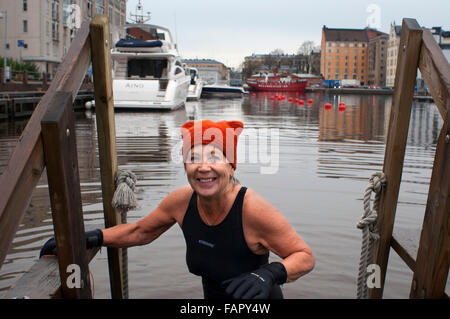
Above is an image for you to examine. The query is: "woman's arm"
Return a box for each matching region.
[102,186,192,248]
[243,189,315,283]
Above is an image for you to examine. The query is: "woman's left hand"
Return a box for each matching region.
[221,262,287,299]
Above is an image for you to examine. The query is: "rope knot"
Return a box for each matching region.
[112,170,139,212]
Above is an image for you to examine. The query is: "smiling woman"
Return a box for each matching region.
[39,119,315,299]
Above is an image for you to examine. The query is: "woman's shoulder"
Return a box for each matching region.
[164,185,194,206]
[242,187,283,225]
[158,185,194,216]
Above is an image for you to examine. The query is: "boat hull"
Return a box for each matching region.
[112,78,190,110]
[247,81,307,92]
[187,83,203,101]
[201,85,245,98]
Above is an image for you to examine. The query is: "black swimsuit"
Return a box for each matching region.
[181,186,283,299]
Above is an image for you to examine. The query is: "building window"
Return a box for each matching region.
[336,49,340,53]
[88,0,92,17]
[46,21,50,36]
[23,0,28,11]
[23,20,28,33]
[95,0,104,14]
[52,21,59,40]
[52,0,59,21]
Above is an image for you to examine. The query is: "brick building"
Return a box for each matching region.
[320,26,387,86]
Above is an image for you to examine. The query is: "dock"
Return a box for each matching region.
[0,90,94,121]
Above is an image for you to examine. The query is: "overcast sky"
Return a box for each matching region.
[126,0,450,68]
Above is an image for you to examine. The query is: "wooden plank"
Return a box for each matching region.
[41,91,91,299]
[89,15,124,299]
[418,30,450,120]
[0,20,91,269]
[4,246,100,299]
[410,120,450,298]
[390,236,416,272]
[368,18,423,299]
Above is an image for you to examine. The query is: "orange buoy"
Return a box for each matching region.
[325,103,332,110]
[252,93,256,96]
[299,100,304,105]
[338,103,346,111]
[308,99,313,104]
[288,97,293,102]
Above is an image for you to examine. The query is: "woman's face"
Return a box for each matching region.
[184,144,234,198]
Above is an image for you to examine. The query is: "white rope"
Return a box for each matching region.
[112,170,138,299]
[356,172,386,299]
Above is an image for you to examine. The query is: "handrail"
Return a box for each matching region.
[0,15,124,299]
[369,18,450,299]
[0,19,91,269]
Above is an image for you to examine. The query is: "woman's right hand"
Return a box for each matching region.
[38,229,103,258]
[39,237,57,258]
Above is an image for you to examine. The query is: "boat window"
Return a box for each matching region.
[174,66,183,75]
[127,58,168,79]
[175,60,182,67]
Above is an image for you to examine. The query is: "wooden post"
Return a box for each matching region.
[368,18,423,299]
[89,15,124,299]
[41,91,91,299]
[410,28,450,299]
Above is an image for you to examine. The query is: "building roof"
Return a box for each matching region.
[182,58,224,65]
[323,26,388,42]
[323,27,369,42]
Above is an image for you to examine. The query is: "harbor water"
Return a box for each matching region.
[0,92,447,298]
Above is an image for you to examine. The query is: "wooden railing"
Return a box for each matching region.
[0,15,124,299]
[369,18,449,299]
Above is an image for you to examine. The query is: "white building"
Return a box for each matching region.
[386,23,449,88]
[386,23,401,87]
[0,0,126,79]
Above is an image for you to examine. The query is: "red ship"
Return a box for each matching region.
[246,69,307,92]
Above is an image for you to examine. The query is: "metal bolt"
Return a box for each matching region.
[403,44,406,51]
[445,134,449,143]
[105,40,108,47]
[66,128,70,137]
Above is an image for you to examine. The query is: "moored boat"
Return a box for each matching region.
[246,69,307,92]
[186,67,204,100]
[201,82,246,98]
[108,23,191,110]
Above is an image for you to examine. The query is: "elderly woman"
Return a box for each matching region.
[41,119,315,299]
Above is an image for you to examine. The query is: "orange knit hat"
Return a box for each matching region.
[181,120,244,169]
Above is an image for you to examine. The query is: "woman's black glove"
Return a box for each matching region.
[221,262,287,299]
[39,229,103,258]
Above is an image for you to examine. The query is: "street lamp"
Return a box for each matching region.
[0,10,7,84]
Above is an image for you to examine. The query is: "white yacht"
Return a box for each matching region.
[109,23,191,110]
[186,67,204,100]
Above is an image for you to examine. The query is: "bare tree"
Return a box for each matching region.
[297,41,316,56]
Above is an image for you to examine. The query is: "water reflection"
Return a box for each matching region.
[0,94,446,298]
